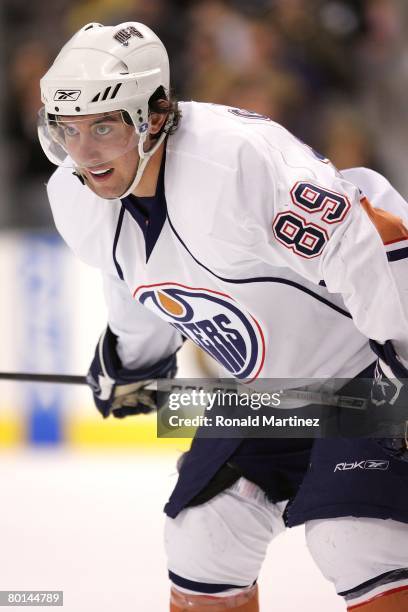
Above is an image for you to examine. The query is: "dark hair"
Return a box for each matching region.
[148,85,181,139]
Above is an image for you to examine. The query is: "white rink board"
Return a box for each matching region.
[0,230,210,420]
[0,231,106,416]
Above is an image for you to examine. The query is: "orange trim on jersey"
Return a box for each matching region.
[383,236,408,246]
[360,196,408,245]
[347,584,408,610]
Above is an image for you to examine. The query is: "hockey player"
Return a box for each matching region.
[38,22,408,611]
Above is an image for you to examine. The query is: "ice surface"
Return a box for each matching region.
[0,449,344,611]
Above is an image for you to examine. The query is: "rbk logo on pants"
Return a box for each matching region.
[334,460,389,472]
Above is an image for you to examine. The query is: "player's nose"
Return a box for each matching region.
[70,132,104,167]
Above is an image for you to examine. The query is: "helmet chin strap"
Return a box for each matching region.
[119,112,174,199]
[117,129,166,199]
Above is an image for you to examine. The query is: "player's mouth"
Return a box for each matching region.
[86,167,114,182]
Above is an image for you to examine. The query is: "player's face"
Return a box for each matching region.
[56,112,140,199]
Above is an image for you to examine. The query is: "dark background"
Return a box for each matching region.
[2,0,408,227]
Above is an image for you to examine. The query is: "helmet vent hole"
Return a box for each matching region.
[83,23,103,31]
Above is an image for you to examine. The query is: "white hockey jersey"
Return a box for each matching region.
[47,102,408,381]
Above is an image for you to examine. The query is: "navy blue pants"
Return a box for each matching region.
[164,365,408,526]
[285,437,408,526]
[164,436,312,518]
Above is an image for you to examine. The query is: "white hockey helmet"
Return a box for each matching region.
[38,22,172,197]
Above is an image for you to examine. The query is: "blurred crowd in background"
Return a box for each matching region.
[2,0,408,228]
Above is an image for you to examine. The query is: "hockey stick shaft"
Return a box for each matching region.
[0,372,367,409]
[0,372,87,385]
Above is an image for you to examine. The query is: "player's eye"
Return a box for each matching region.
[94,124,112,136]
[63,125,79,137]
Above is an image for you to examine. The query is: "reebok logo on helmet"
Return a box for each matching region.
[54,90,81,101]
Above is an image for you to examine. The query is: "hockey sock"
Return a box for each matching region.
[347,586,408,611]
[170,584,259,611]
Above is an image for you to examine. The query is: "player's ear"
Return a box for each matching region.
[148,106,168,136]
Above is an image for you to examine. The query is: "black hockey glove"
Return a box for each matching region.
[86,326,177,419]
[369,340,408,462]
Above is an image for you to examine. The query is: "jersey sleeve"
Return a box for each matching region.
[102,271,184,369]
[229,136,408,365]
[320,168,408,365]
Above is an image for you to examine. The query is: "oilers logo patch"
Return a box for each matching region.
[134,283,265,380]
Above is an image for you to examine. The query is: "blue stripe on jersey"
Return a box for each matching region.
[167,213,352,319]
[168,570,252,594]
[387,246,408,262]
[112,205,125,280]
